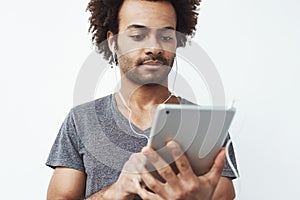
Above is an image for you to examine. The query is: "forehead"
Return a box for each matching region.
[118,0,177,32]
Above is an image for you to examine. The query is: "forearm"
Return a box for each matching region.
[85,186,113,200]
[85,183,133,200]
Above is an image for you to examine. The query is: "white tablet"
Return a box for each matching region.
[146,104,236,178]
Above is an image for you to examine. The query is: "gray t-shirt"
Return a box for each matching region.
[46,94,238,198]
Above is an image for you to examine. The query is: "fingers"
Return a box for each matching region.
[204,148,226,185]
[130,174,162,200]
[122,153,143,174]
[117,154,143,196]
[137,188,163,200]
[142,146,178,185]
[119,153,166,199]
[139,141,226,199]
[166,140,194,178]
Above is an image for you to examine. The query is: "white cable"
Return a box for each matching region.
[226,100,239,177]
[171,56,178,95]
[225,138,240,178]
[225,137,241,200]
[226,100,244,198]
[118,91,149,140]
[117,57,241,190]
[117,57,179,139]
[147,56,178,122]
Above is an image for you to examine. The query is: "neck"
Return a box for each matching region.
[114,76,179,131]
[119,81,171,110]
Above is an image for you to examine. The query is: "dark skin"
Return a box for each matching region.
[47,142,233,200]
[47,0,235,199]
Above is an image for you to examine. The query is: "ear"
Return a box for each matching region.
[107,31,115,53]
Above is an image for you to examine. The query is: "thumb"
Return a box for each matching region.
[204,148,226,186]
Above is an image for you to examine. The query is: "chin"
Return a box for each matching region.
[126,71,169,86]
[133,80,164,86]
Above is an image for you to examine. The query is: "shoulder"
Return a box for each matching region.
[69,94,113,126]
[71,94,113,115]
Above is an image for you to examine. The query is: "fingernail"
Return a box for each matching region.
[167,140,176,148]
[144,149,158,162]
[168,141,181,157]
[220,148,226,155]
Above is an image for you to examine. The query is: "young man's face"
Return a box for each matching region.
[116,0,177,85]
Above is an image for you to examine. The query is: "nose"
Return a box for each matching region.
[144,36,163,56]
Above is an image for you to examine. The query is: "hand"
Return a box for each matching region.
[103,152,161,200]
[138,140,226,200]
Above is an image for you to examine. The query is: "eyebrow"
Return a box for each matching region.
[126,24,175,31]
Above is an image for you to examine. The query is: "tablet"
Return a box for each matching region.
[146,104,236,178]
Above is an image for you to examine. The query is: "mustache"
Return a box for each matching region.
[136,55,169,66]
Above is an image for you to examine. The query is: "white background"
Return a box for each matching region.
[1,0,299,199]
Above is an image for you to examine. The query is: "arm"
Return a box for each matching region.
[47,158,157,200]
[212,177,235,200]
[89,146,235,200]
[47,167,86,200]
[47,167,115,200]
[47,145,234,200]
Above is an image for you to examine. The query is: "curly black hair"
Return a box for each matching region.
[86,0,201,63]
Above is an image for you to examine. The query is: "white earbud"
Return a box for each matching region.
[111,42,115,53]
[111,42,116,64]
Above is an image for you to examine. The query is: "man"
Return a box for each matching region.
[46,0,238,199]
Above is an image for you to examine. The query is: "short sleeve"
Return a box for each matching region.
[46,109,85,172]
[221,134,239,179]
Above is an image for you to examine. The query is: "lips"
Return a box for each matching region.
[140,60,164,70]
[142,60,164,65]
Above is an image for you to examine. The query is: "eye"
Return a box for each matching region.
[160,36,174,42]
[130,34,145,41]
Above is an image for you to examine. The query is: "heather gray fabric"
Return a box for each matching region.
[46,94,238,198]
